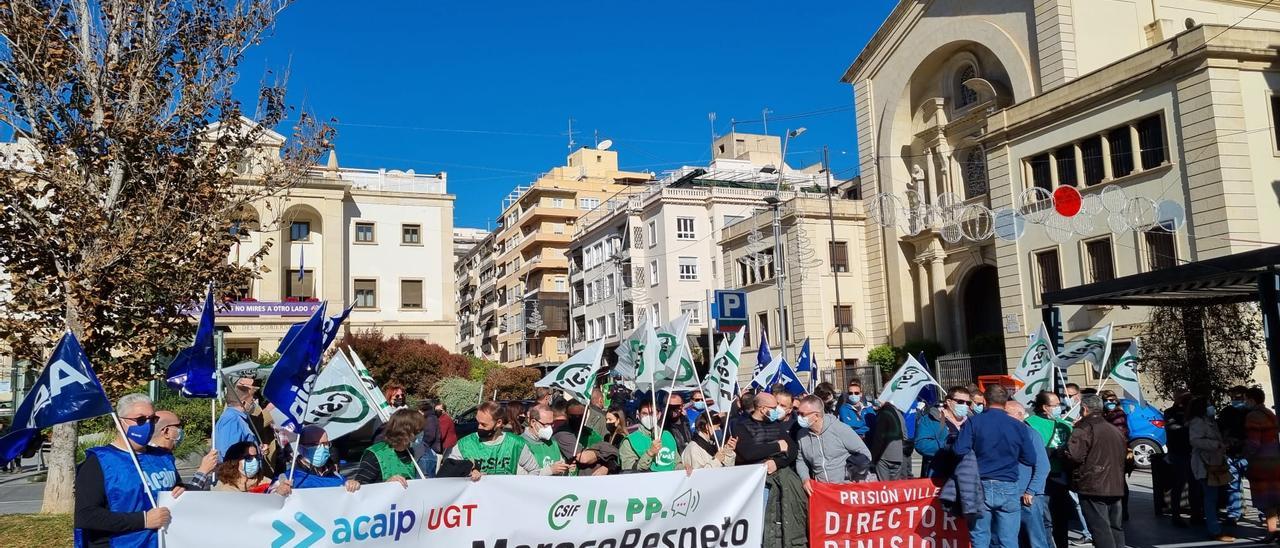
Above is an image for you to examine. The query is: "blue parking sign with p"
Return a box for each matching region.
[714,290,748,331]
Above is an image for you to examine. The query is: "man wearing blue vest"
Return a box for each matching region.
[75,394,185,547]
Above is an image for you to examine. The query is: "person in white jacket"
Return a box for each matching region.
[795,394,873,494]
[1188,396,1235,543]
[681,413,736,471]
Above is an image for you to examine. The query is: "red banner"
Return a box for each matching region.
[809,478,969,548]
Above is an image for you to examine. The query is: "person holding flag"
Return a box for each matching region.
[279,425,345,490]
[76,394,181,547]
[214,376,262,461]
[620,399,680,472]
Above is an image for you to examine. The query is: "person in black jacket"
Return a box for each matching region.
[870,401,908,481]
[734,392,807,548]
[1164,392,1202,527]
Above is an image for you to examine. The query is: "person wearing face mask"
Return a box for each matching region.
[213,441,279,494]
[383,381,407,410]
[441,401,555,479]
[1187,396,1235,542]
[620,400,680,472]
[75,394,188,548]
[686,390,707,426]
[814,382,839,415]
[733,392,806,548]
[914,386,970,477]
[663,393,693,453]
[1027,390,1077,548]
[1066,394,1132,548]
[552,401,604,458]
[681,413,737,470]
[838,380,876,440]
[277,425,345,490]
[1005,401,1053,548]
[521,405,570,475]
[1216,385,1250,527]
[214,379,262,462]
[148,410,217,491]
[795,395,872,494]
[603,408,629,448]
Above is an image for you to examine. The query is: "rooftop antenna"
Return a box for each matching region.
[597,139,613,151]
[730,117,738,133]
[593,129,600,148]
[708,112,717,157]
[762,108,772,136]
[566,117,577,153]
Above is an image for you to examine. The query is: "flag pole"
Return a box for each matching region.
[342,353,424,479]
[109,413,158,508]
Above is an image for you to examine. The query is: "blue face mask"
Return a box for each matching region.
[953,403,970,418]
[973,404,984,414]
[796,414,812,429]
[767,407,784,422]
[693,401,706,410]
[848,394,862,404]
[125,421,154,447]
[305,445,330,466]
[1049,406,1063,419]
[1232,400,1246,409]
[241,456,260,477]
[1207,406,1217,419]
[1105,402,1118,411]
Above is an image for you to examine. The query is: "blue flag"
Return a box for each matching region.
[794,338,816,393]
[165,284,218,397]
[275,303,353,355]
[754,328,772,379]
[916,352,940,407]
[769,359,809,396]
[0,332,113,463]
[264,302,327,430]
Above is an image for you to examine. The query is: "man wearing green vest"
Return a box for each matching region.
[442,401,559,479]
[620,400,679,472]
[1027,390,1075,548]
[521,405,570,475]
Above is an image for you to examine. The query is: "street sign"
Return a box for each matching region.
[714,290,748,331]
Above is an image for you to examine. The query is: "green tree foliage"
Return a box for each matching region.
[868,344,897,378]
[467,355,503,383]
[339,330,470,396]
[1140,303,1264,401]
[432,377,481,416]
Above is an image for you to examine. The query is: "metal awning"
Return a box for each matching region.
[1041,245,1280,307]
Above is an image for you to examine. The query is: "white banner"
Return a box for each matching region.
[1104,339,1144,404]
[302,351,384,440]
[704,332,742,413]
[160,467,765,548]
[536,341,605,402]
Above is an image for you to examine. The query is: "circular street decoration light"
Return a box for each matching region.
[1017,187,1054,224]
[1045,214,1075,243]
[993,208,1026,241]
[1053,186,1082,217]
[1154,199,1186,232]
[1101,185,1128,213]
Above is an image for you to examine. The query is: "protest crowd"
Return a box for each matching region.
[19,297,1277,548]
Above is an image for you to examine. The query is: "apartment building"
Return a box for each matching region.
[453,227,490,260]
[223,136,456,358]
[846,0,1280,388]
[491,147,651,367]
[720,195,870,386]
[566,132,826,364]
[456,231,498,358]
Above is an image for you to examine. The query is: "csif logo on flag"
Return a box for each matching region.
[554,361,595,389]
[546,489,703,531]
[1109,355,1138,383]
[891,367,928,391]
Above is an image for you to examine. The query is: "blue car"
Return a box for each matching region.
[1121,398,1167,470]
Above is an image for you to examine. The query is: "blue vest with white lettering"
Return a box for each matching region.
[75,445,175,548]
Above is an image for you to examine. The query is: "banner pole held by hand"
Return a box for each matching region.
[109,413,158,508]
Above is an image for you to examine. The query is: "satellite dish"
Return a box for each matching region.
[597,139,613,151]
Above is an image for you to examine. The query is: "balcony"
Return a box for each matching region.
[518,205,579,229]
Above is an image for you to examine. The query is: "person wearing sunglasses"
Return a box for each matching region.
[686,390,707,425]
[837,380,875,441]
[214,441,280,494]
[915,386,972,477]
[74,393,186,547]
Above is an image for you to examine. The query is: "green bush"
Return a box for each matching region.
[868,344,897,378]
[432,376,481,415]
[467,355,503,383]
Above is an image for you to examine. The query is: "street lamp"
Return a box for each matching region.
[762,127,805,363]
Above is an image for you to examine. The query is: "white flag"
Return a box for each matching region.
[1013,324,1056,405]
[1105,339,1144,404]
[349,350,391,416]
[751,354,782,390]
[704,332,743,413]
[298,351,382,440]
[536,341,605,403]
[615,316,661,387]
[654,314,699,390]
[1053,323,1113,375]
[879,355,942,412]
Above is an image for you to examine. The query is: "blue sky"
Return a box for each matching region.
[238,1,897,228]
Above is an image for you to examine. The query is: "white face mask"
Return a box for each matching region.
[537,425,554,441]
[640,415,656,430]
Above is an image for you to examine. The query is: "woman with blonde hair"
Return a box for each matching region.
[346,408,426,491]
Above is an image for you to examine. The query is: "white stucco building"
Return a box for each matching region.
[846,0,1280,388]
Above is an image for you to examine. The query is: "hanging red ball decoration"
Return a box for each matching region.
[1053,185,1082,217]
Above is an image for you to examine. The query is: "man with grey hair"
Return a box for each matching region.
[954,385,1039,548]
[794,394,872,491]
[522,404,570,475]
[75,393,187,547]
[1005,401,1053,548]
[1066,394,1127,548]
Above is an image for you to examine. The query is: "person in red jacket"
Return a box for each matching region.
[433,400,458,452]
